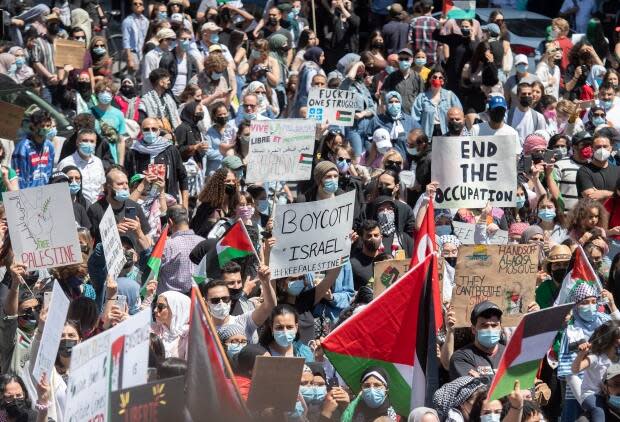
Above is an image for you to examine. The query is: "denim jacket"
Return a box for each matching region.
[412,88,462,137]
[311,262,355,322]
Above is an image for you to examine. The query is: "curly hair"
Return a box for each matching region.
[568,198,609,233]
[198,167,237,210]
[204,53,228,73]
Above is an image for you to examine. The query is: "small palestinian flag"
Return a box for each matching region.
[299,153,313,165]
[554,245,603,305]
[336,110,352,123]
[216,219,257,268]
[193,254,208,285]
[487,303,573,400]
[140,225,169,297]
[442,0,475,19]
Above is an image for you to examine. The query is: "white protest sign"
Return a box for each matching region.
[115,309,151,390]
[431,136,517,209]
[32,281,70,381]
[3,184,82,270]
[65,330,111,422]
[245,119,315,183]
[270,190,355,278]
[452,221,508,245]
[99,206,126,280]
[307,88,358,127]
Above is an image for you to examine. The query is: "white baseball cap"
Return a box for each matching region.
[373,128,392,150]
[515,54,528,65]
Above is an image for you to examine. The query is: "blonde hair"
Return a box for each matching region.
[551,18,569,34]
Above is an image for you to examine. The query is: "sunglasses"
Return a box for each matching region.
[209,296,231,305]
[385,160,402,167]
[337,157,352,163]
[155,303,167,312]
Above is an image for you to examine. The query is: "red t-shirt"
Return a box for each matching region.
[605,196,620,239]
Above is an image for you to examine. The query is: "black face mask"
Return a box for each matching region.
[384,163,401,173]
[364,238,380,252]
[195,112,205,122]
[448,121,464,134]
[372,41,384,49]
[489,108,506,123]
[58,338,78,358]
[224,184,236,195]
[214,116,227,125]
[47,23,60,35]
[461,28,471,37]
[77,81,91,94]
[551,268,567,284]
[378,186,393,197]
[268,17,279,26]
[120,85,136,98]
[3,398,26,418]
[519,96,533,107]
[445,257,457,267]
[229,287,243,301]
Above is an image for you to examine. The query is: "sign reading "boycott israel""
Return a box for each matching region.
[431,136,517,209]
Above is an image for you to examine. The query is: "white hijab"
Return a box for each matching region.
[153,291,191,357]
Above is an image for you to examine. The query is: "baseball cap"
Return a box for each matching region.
[481,23,500,37]
[515,54,528,65]
[208,44,223,53]
[487,95,507,110]
[398,48,413,57]
[129,173,145,186]
[202,22,223,33]
[572,131,593,145]
[170,13,184,23]
[222,155,244,170]
[156,28,177,41]
[470,301,503,324]
[372,128,392,150]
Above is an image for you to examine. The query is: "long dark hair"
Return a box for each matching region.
[470,41,491,73]
[590,320,620,355]
[258,304,300,348]
[0,373,31,408]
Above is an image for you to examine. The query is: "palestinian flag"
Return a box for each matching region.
[193,254,208,285]
[487,303,573,400]
[322,253,440,415]
[442,0,476,19]
[140,225,169,297]
[554,245,603,305]
[336,110,352,123]
[216,219,257,268]
[410,196,437,269]
[299,153,313,165]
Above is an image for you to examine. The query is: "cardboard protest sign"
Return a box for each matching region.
[245,119,315,183]
[54,38,86,69]
[307,88,358,127]
[247,356,305,412]
[452,221,509,245]
[0,101,25,140]
[372,259,410,296]
[452,245,539,327]
[109,376,184,422]
[32,281,70,381]
[431,136,517,209]
[109,309,151,391]
[100,206,127,280]
[3,184,82,270]
[269,190,355,278]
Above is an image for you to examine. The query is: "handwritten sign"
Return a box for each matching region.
[372,259,410,296]
[307,88,358,127]
[110,376,184,422]
[452,245,539,327]
[54,38,86,69]
[3,184,82,270]
[115,309,151,390]
[269,191,355,278]
[247,357,305,412]
[32,281,70,381]
[431,136,517,209]
[452,221,509,245]
[100,206,126,280]
[0,101,25,141]
[245,119,315,183]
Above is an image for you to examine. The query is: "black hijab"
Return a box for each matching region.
[353,366,394,421]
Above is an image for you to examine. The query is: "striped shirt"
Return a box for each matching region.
[553,157,583,212]
[30,36,55,79]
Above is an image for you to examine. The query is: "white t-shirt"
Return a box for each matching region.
[57,151,106,205]
[512,108,535,144]
[581,353,612,399]
[471,122,521,155]
[172,55,188,97]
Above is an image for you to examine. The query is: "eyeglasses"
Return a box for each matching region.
[209,296,231,304]
[155,303,168,312]
[142,127,159,132]
[329,128,343,135]
[385,160,402,167]
[337,157,352,163]
[227,339,248,345]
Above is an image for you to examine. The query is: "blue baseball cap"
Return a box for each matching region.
[487,95,507,110]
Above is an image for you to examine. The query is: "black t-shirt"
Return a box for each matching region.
[350,247,375,290]
[576,162,620,197]
[449,342,505,385]
[87,198,151,246]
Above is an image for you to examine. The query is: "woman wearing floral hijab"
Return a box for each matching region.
[151,291,191,358]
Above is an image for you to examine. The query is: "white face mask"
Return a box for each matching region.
[208,301,231,319]
[594,147,611,162]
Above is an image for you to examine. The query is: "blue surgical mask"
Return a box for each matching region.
[414,58,426,67]
[143,131,158,144]
[273,329,296,348]
[69,181,81,194]
[289,400,304,418]
[477,328,501,348]
[46,127,57,139]
[398,60,411,71]
[362,387,386,408]
[98,91,113,105]
[609,395,620,409]
[301,385,327,404]
[407,147,418,156]
[300,386,314,403]
[158,11,168,19]
[287,279,305,296]
[323,178,338,193]
[385,65,395,74]
[257,199,270,215]
[226,343,243,359]
[288,11,295,20]
[436,224,452,236]
[516,196,526,209]
[337,159,350,173]
[602,100,614,111]
[15,57,25,68]
[8,64,16,74]
[169,41,177,51]
[180,39,191,51]
[243,110,257,121]
[93,46,106,55]
[211,72,222,80]
[78,142,95,156]
[595,78,603,88]
[114,189,130,202]
[538,209,556,222]
[210,33,220,44]
[387,103,401,117]
[516,63,528,73]
[578,304,597,322]
[593,116,605,126]
[481,414,501,422]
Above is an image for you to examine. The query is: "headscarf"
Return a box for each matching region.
[0,53,15,75]
[7,47,34,84]
[570,282,606,333]
[131,134,172,157]
[432,376,485,420]
[523,133,548,155]
[90,35,109,68]
[303,47,324,65]
[60,164,89,209]
[509,222,529,237]
[438,235,461,250]
[337,53,361,74]
[242,81,270,115]
[342,366,396,422]
[71,8,92,45]
[179,100,199,128]
[154,291,191,357]
[521,225,543,244]
[408,407,440,422]
[268,34,288,68]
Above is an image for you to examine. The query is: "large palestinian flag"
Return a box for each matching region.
[216,219,257,268]
[554,245,603,305]
[487,303,573,400]
[322,253,440,415]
